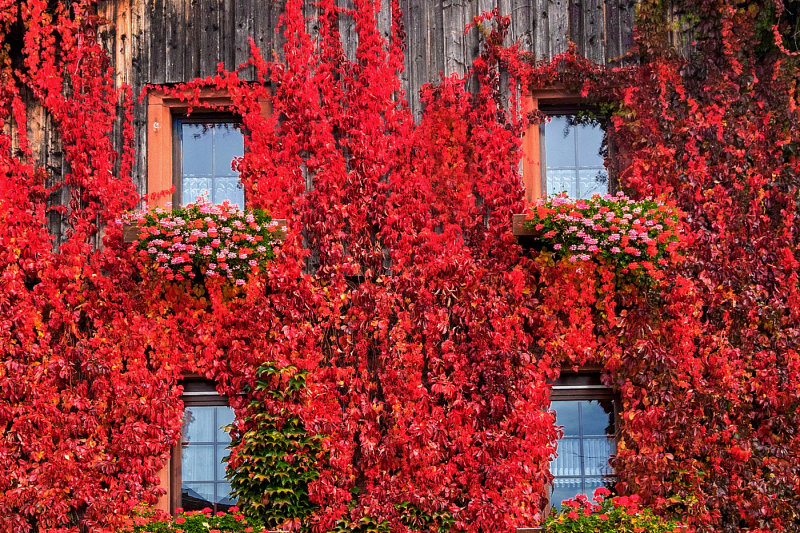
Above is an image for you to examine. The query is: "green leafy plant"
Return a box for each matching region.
[225,364,323,530]
[524,193,682,278]
[545,488,684,533]
[125,196,280,284]
[395,501,455,533]
[119,505,266,533]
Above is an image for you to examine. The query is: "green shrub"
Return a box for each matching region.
[225,364,323,530]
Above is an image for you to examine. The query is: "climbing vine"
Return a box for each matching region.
[0,0,798,533]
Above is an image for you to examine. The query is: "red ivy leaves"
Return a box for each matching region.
[2,1,800,533]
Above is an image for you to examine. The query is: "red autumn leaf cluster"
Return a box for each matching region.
[0,1,798,532]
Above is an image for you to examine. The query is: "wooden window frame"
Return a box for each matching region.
[147,89,270,209]
[521,89,614,202]
[170,378,232,514]
[171,114,245,208]
[547,370,619,513]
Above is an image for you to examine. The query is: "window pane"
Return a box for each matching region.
[182,445,215,481]
[182,483,214,511]
[183,177,212,206]
[181,123,214,177]
[551,438,581,477]
[184,406,214,443]
[214,124,244,176]
[179,120,244,208]
[552,400,580,437]
[216,408,235,441]
[217,482,236,507]
[212,176,244,208]
[216,444,230,479]
[582,476,614,500]
[578,168,608,199]
[584,437,614,476]
[581,400,614,436]
[551,478,582,509]
[575,123,605,167]
[546,169,578,197]
[544,116,576,167]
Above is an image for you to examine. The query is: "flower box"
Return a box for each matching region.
[513,193,682,277]
[121,198,286,284]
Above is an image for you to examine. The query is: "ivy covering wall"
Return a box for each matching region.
[0,1,798,532]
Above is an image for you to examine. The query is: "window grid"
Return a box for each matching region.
[173,380,237,514]
[181,405,235,512]
[549,374,618,510]
[175,118,245,209]
[542,115,608,200]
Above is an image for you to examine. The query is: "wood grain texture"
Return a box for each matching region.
[117,0,635,116]
[93,0,637,197]
[12,0,638,246]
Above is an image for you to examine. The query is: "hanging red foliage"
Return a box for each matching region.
[1,0,798,532]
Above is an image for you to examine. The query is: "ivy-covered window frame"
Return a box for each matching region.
[521,89,617,202]
[146,89,270,210]
[170,378,236,514]
[549,371,620,510]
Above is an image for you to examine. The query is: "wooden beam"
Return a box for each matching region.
[512,213,536,236]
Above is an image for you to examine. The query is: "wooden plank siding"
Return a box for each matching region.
[108,0,636,110]
[18,0,637,244]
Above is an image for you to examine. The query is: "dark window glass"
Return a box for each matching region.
[178,121,244,208]
[542,115,608,199]
[180,404,236,512]
[550,397,616,508]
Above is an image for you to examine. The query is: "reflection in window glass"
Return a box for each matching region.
[180,121,244,208]
[543,116,608,199]
[181,405,236,512]
[550,399,616,508]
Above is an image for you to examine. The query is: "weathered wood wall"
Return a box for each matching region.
[18,0,635,244]
[98,0,636,108]
[91,0,635,198]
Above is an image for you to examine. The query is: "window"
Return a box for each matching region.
[172,380,236,513]
[549,373,618,508]
[520,92,612,202]
[173,118,245,208]
[541,114,608,200]
[146,90,269,211]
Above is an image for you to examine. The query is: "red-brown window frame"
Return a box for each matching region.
[522,88,615,202]
[146,89,270,208]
